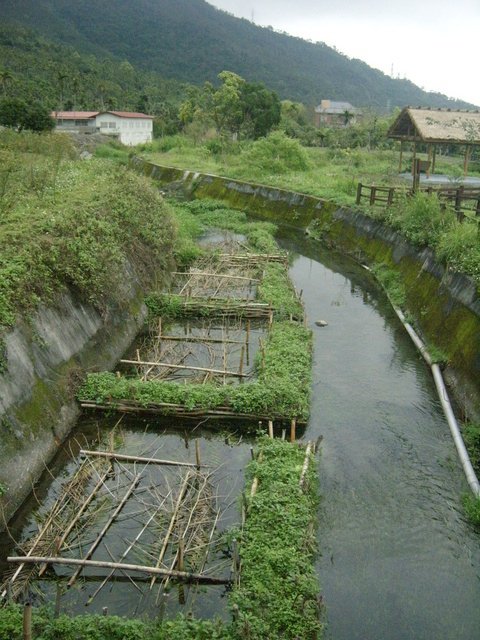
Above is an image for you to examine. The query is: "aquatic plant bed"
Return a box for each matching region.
[0,437,321,640]
[231,437,322,639]
[79,321,312,424]
[3,444,229,607]
[79,244,312,425]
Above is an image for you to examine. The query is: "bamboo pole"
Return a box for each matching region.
[80,450,205,468]
[38,468,111,577]
[23,602,32,640]
[268,420,274,439]
[159,335,243,345]
[150,473,192,589]
[67,475,141,587]
[173,272,260,282]
[120,359,247,378]
[8,557,229,585]
[299,442,313,490]
[80,401,307,424]
[195,441,201,470]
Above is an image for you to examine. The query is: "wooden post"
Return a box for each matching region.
[356,182,363,205]
[411,140,417,179]
[290,419,296,443]
[427,144,433,177]
[239,345,245,378]
[195,440,201,470]
[432,145,437,174]
[412,158,420,193]
[177,538,185,604]
[398,140,404,172]
[464,145,471,176]
[281,429,286,441]
[268,420,274,439]
[369,186,376,206]
[23,602,32,640]
[455,186,465,222]
[387,188,395,206]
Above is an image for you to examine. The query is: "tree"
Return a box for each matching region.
[240,82,281,139]
[178,71,280,141]
[0,98,54,132]
[0,70,14,96]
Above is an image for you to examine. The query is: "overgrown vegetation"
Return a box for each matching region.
[0,129,174,328]
[79,321,312,420]
[0,606,227,640]
[370,264,406,308]
[230,437,322,639]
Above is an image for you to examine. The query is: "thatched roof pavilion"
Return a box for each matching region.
[388,107,480,175]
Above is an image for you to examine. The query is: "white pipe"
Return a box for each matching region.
[393,306,480,497]
[431,364,480,496]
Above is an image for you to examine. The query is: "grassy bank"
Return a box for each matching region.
[137,134,480,289]
[140,133,480,206]
[0,130,175,330]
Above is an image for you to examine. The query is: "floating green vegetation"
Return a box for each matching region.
[170,198,278,267]
[230,437,322,639]
[0,605,227,640]
[78,321,312,421]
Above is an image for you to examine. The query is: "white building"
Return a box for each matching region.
[51,110,154,146]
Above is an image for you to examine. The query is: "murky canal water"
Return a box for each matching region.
[279,231,480,640]
[1,230,479,638]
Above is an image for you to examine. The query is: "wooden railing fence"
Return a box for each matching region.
[356,183,480,221]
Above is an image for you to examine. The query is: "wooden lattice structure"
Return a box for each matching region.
[2,444,229,606]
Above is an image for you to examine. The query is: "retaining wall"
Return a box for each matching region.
[0,259,170,527]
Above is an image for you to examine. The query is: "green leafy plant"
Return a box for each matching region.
[230,437,322,639]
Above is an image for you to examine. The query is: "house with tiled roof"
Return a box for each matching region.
[314,100,361,128]
[51,111,153,146]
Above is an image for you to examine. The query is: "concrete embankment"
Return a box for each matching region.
[132,157,480,419]
[0,260,169,527]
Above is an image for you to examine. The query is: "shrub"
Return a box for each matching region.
[387,192,455,247]
[436,221,480,283]
[241,131,310,174]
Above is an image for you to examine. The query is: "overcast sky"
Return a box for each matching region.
[209,0,480,107]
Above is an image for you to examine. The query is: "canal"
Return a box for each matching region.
[1,229,479,638]
[279,231,480,640]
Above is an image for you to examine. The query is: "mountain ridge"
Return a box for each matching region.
[0,0,475,110]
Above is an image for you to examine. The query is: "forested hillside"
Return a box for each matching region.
[0,25,186,130]
[0,0,474,110]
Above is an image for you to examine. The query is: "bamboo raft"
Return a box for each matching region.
[80,400,307,426]
[1,443,230,605]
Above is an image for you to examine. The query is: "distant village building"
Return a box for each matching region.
[51,111,154,146]
[314,100,360,127]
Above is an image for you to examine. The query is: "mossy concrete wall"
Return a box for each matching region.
[0,259,171,528]
[133,158,480,418]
